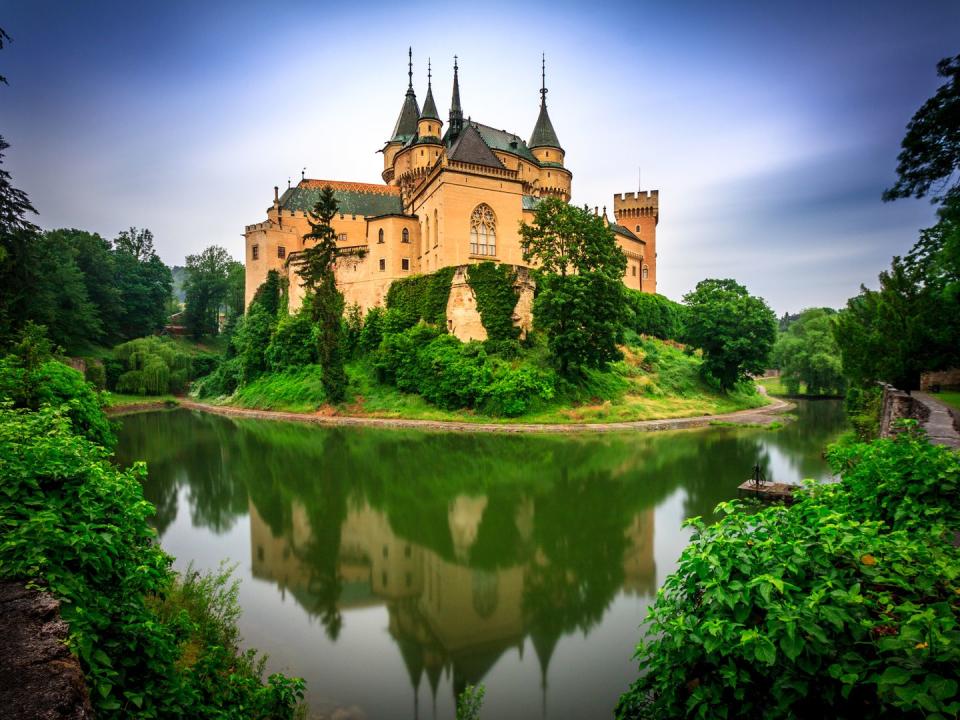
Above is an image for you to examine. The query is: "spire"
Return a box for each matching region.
[528,54,562,150]
[420,57,440,121]
[448,55,464,138]
[390,47,421,142]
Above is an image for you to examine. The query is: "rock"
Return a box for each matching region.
[0,580,93,719]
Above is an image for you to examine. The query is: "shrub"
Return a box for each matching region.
[385,266,455,329]
[266,311,318,371]
[481,362,556,417]
[359,306,385,354]
[342,303,363,359]
[191,356,242,399]
[233,305,275,383]
[624,290,687,341]
[617,427,960,719]
[103,358,125,391]
[111,337,191,396]
[84,359,106,389]
[0,404,304,718]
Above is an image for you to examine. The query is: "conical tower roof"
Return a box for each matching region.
[391,47,421,142]
[420,59,440,121]
[528,55,562,150]
[448,56,464,138]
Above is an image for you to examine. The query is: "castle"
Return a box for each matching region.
[244,51,660,322]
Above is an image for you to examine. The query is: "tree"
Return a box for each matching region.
[772,308,845,395]
[112,228,173,340]
[683,279,777,390]
[883,54,960,206]
[183,245,236,339]
[519,198,627,376]
[289,186,363,402]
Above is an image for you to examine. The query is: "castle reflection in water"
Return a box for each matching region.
[249,495,655,708]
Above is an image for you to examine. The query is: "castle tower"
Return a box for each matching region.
[613,190,659,292]
[382,48,421,182]
[529,56,571,201]
[418,59,443,139]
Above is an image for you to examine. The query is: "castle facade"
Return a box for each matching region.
[244,52,660,314]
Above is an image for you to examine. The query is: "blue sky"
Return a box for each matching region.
[2,0,957,313]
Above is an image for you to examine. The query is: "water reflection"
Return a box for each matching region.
[115,400,846,719]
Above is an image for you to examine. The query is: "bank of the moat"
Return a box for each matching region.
[114,398,844,720]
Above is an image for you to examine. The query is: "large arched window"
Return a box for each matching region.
[402,228,410,243]
[470,204,496,256]
[433,209,439,247]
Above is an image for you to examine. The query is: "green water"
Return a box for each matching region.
[115,400,846,720]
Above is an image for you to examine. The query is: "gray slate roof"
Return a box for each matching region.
[447,123,505,169]
[279,184,403,217]
[529,103,562,150]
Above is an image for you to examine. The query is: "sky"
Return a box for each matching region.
[2,0,958,314]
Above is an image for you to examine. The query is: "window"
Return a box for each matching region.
[402,228,410,243]
[470,203,497,256]
[402,258,410,271]
[379,258,386,272]
[642,266,649,280]
[635,225,640,232]
[277,246,285,259]
[338,233,347,242]
[252,244,259,260]
[378,228,384,244]
[434,209,438,247]
[632,265,637,276]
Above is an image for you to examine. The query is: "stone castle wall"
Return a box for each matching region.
[920,368,960,392]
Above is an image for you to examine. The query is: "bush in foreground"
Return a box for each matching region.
[617,426,960,719]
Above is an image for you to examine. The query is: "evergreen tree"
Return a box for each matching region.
[183,245,236,339]
[289,186,363,402]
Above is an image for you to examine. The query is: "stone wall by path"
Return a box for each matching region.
[0,581,92,719]
[920,368,960,392]
[880,383,960,449]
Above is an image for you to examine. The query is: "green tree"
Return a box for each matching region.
[772,308,845,395]
[289,186,363,402]
[519,198,627,376]
[113,228,172,340]
[683,279,777,390]
[183,245,236,339]
[55,229,123,344]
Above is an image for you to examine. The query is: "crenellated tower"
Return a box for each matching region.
[613,190,659,292]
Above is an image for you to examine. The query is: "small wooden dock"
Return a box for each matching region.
[737,481,798,504]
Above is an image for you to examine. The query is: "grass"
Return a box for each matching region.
[105,392,178,408]
[218,338,770,424]
[934,391,960,412]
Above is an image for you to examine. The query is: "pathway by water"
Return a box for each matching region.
[114,399,846,720]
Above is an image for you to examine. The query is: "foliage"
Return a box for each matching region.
[372,323,556,416]
[617,427,960,720]
[111,336,193,396]
[0,135,37,234]
[0,403,304,718]
[230,365,326,412]
[466,262,520,342]
[184,245,242,339]
[191,356,242,400]
[111,228,173,341]
[358,306,385,355]
[456,684,485,720]
[384,266,456,330]
[251,270,283,319]
[624,289,687,341]
[266,310,318,371]
[342,302,363,359]
[234,305,275,384]
[772,307,845,395]
[520,199,627,376]
[534,271,627,376]
[683,279,777,390]
[289,186,357,403]
[84,359,106,390]
[883,53,960,207]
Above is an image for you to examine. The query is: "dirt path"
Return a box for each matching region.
[171,396,793,435]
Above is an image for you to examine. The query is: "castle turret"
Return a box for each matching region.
[417,59,443,140]
[382,48,420,182]
[613,190,659,292]
[530,56,571,200]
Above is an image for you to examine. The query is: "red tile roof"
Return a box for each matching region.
[300,179,399,195]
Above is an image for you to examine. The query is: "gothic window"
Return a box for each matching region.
[252,244,259,260]
[470,203,497,256]
[378,228,384,244]
[402,228,410,243]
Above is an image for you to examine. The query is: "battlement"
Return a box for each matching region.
[614,190,659,207]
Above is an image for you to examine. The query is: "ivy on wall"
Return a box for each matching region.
[466,262,521,343]
[385,266,456,329]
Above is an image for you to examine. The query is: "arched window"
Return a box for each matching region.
[642,265,649,280]
[378,228,384,244]
[402,228,410,243]
[636,224,640,232]
[425,216,430,247]
[470,204,496,256]
[433,209,438,247]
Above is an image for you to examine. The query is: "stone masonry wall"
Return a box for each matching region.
[920,368,960,392]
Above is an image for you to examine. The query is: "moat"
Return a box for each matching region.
[115,400,846,720]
